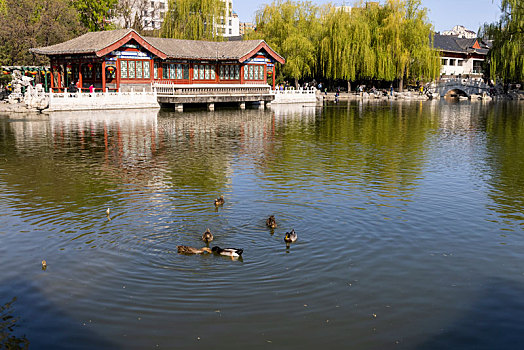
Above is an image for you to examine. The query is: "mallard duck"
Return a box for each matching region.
[211,246,243,257]
[177,245,212,254]
[41,260,47,270]
[284,229,297,243]
[214,195,225,206]
[266,215,277,228]
[202,228,213,242]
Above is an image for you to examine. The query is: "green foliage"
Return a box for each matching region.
[1,298,30,350]
[74,0,118,31]
[0,0,84,65]
[161,0,225,40]
[319,0,439,88]
[319,3,377,82]
[482,0,524,83]
[247,0,322,86]
[251,0,439,88]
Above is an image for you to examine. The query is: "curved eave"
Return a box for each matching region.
[96,31,167,59]
[30,30,168,60]
[438,49,467,55]
[238,41,285,64]
[29,48,98,56]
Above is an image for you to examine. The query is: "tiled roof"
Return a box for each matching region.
[433,34,490,55]
[455,38,478,50]
[30,29,285,63]
[144,37,267,60]
[433,34,464,53]
[30,29,135,56]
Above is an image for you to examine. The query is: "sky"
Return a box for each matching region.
[234,0,502,33]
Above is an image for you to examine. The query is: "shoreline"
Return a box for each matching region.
[1,93,523,116]
[320,91,524,102]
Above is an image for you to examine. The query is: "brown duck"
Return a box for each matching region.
[214,195,225,206]
[266,215,277,229]
[177,245,212,254]
[202,228,214,242]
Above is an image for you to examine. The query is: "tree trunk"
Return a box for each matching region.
[294,78,299,90]
[347,80,351,93]
[399,67,406,92]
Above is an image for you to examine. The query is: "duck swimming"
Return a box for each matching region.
[214,195,225,206]
[266,215,277,229]
[41,260,47,270]
[211,246,243,257]
[177,245,212,254]
[284,229,297,243]
[202,228,213,242]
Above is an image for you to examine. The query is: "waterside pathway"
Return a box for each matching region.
[1,100,524,349]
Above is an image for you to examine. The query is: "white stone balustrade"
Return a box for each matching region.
[270,88,318,104]
[46,88,160,111]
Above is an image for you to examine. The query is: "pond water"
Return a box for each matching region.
[1,100,524,349]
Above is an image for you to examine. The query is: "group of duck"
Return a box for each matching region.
[176,196,297,259]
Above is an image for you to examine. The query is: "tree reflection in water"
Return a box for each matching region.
[0,297,29,349]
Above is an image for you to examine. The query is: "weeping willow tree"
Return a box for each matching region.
[319,0,439,91]
[380,0,440,90]
[319,3,379,91]
[481,0,524,83]
[246,0,322,88]
[161,0,225,40]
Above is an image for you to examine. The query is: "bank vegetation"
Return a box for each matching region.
[481,0,524,83]
[0,0,521,86]
[247,0,441,91]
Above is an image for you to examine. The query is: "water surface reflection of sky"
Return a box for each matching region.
[0,101,523,349]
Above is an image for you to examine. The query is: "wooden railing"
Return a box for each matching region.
[153,82,271,96]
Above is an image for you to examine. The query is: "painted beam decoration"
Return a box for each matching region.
[30,29,285,92]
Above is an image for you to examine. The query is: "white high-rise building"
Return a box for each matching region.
[143,0,169,30]
[118,0,239,36]
[114,0,168,31]
[217,1,240,37]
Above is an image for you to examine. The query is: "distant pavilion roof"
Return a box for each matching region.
[30,29,285,64]
[433,34,489,55]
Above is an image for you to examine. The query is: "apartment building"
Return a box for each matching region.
[120,0,239,36]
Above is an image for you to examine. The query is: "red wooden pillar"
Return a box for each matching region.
[78,63,83,92]
[272,64,276,90]
[240,65,244,85]
[116,60,120,92]
[50,60,55,92]
[57,63,62,92]
[102,60,106,92]
[150,59,154,83]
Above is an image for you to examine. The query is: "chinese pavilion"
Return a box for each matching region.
[30,29,285,93]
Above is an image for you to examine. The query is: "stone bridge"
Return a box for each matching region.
[153,82,274,111]
[436,78,491,98]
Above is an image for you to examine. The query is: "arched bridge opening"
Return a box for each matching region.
[444,88,469,99]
